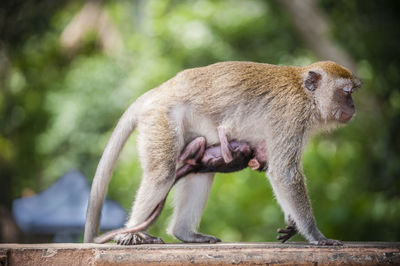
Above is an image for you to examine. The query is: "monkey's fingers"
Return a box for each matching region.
[276,234,291,243]
[277,225,295,234]
[115,232,164,245]
[217,126,233,163]
[277,228,289,234]
[277,225,297,243]
[184,159,198,166]
[317,239,343,246]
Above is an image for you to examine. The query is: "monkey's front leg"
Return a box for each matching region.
[268,164,342,246]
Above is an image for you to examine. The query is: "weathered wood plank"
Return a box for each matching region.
[1,242,399,265]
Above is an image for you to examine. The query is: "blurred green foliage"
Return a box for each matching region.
[1,0,399,243]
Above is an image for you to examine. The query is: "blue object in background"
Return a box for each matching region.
[12,170,126,242]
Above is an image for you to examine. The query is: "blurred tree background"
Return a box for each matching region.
[1,0,399,243]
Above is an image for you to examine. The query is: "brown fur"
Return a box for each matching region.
[309,61,354,79]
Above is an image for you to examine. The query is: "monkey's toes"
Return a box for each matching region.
[207,236,222,244]
[277,225,296,234]
[115,232,164,245]
[277,225,297,243]
[114,233,135,245]
[277,234,290,243]
[317,238,343,246]
[194,233,221,243]
[145,236,164,244]
[179,233,221,244]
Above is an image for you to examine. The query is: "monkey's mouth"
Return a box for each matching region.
[339,111,354,123]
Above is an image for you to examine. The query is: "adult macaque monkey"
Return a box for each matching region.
[84,61,361,246]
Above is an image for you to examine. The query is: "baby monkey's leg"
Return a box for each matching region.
[178,136,206,165]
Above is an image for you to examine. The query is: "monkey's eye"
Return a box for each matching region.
[343,85,353,94]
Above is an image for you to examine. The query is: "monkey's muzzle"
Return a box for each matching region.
[339,110,355,123]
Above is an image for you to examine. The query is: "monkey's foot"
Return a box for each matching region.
[178,136,206,165]
[277,225,297,243]
[317,238,343,246]
[176,232,221,244]
[115,231,164,245]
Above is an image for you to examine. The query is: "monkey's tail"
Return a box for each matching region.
[84,102,138,243]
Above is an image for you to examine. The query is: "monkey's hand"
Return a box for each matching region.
[317,238,343,246]
[248,158,261,170]
[277,225,297,243]
[217,126,233,163]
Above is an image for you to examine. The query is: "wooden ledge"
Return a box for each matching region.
[1,242,399,265]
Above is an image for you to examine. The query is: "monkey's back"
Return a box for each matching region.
[133,61,309,144]
[158,61,303,115]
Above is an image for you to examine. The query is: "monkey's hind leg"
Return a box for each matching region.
[115,177,174,245]
[168,173,220,243]
[115,115,178,245]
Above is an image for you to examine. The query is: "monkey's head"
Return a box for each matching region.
[303,61,362,124]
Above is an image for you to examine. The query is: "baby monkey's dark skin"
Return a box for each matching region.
[176,136,267,178]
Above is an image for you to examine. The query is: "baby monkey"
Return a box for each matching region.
[176,132,268,177]
[94,130,268,244]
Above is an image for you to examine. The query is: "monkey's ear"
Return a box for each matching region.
[304,71,322,91]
